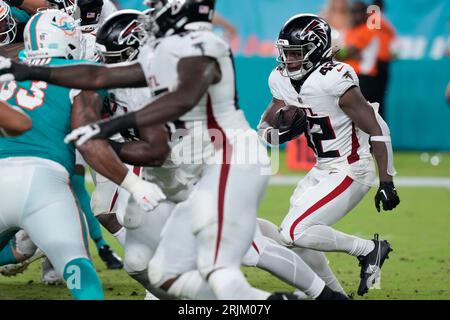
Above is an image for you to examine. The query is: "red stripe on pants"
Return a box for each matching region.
[206,94,232,265]
[252,242,260,255]
[289,176,354,241]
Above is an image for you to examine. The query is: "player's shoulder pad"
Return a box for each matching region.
[176,30,230,60]
[311,62,359,97]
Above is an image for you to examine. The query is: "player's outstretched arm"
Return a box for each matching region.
[0,100,32,137]
[66,56,221,145]
[339,86,400,212]
[0,57,147,90]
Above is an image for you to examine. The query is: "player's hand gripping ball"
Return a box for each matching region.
[273,105,308,143]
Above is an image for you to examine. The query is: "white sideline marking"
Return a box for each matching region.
[86,174,450,188]
[269,176,450,188]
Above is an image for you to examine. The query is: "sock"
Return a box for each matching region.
[294,225,375,257]
[256,238,325,298]
[208,267,270,300]
[168,270,216,300]
[71,173,109,251]
[63,258,104,300]
[293,247,346,295]
[0,241,18,266]
[113,227,126,247]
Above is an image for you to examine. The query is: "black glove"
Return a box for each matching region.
[375,181,400,212]
[273,106,308,144]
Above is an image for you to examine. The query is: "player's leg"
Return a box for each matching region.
[257,218,346,294]
[146,199,217,300]
[280,168,392,295]
[192,161,272,300]
[20,161,103,300]
[243,225,331,299]
[72,164,122,269]
[279,169,374,255]
[91,169,128,246]
[0,231,20,266]
[0,230,44,277]
[123,199,173,297]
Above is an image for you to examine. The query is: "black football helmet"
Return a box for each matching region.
[144,0,215,37]
[95,10,148,64]
[276,14,332,80]
[72,0,104,32]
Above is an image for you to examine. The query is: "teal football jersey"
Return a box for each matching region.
[0,58,105,175]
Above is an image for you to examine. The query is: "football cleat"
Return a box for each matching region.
[357,234,393,296]
[98,245,123,270]
[0,248,45,277]
[144,290,160,301]
[41,257,64,286]
[267,292,300,300]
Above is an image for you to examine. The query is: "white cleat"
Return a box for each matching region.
[0,248,45,277]
[144,290,160,300]
[41,257,64,286]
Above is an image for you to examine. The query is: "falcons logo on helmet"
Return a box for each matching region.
[298,19,329,47]
[117,20,143,46]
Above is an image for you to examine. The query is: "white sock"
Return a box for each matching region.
[167,270,216,300]
[293,247,346,295]
[295,225,375,257]
[208,267,270,300]
[113,227,126,247]
[256,238,325,298]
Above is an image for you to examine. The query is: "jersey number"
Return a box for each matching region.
[307,116,340,158]
[0,81,48,110]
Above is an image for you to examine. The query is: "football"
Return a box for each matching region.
[273,105,308,140]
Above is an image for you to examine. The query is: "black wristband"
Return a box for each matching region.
[5,0,24,7]
[12,61,51,82]
[108,140,124,155]
[98,112,138,140]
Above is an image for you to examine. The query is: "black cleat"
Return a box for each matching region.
[98,245,123,270]
[267,292,300,300]
[316,286,351,300]
[357,234,393,296]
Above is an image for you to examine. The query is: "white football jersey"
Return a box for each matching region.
[137,26,250,132]
[269,61,373,183]
[107,86,203,203]
[81,32,97,61]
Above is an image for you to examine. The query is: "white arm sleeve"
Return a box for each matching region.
[370,103,397,176]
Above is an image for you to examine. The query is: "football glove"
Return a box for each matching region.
[273,106,308,144]
[375,181,400,212]
[120,170,166,214]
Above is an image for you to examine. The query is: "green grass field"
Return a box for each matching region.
[1,152,449,300]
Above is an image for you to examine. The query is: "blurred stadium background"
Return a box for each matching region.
[1,0,449,300]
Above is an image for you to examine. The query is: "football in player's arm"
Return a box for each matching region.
[0,99,31,137]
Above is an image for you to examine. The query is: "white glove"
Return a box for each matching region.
[120,170,166,213]
[0,56,15,82]
[64,124,101,146]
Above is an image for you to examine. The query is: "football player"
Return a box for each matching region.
[0,0,123,277]
[258,14,400,296]
[88,10,348,300]
[0,9,105,299]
